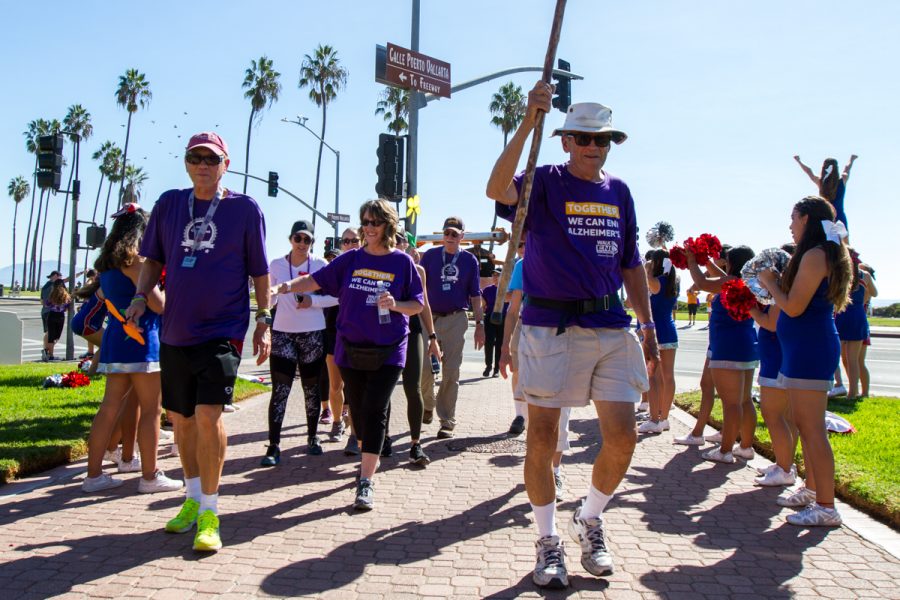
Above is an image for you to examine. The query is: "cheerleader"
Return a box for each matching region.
[687,246,758,464]
[835,250,876,400]
[759,196,852,527]
[638,250,679,434]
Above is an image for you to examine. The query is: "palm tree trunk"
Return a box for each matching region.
[58,147,77,271]
[103,178,114,224]
[30,189,45,290]
[11,202,19,288]
[85,174,105,274]
[119,111,133,207]
[243,108,256,194]
[311,92,327,227]
[38,191,53,282]
[22,159,38,289]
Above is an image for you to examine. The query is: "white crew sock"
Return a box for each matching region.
[514,400,527,418]
[185,477,201,501]
[552,465,561,476]
[580,485,612,520]
[199,492,218,515]
[531,501,557,538]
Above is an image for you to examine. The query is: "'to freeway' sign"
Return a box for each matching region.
[382,43,451,99]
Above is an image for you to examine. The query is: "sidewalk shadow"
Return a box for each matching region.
[483,572,609,598]
[260,485,530,597]
[0,486,347,595]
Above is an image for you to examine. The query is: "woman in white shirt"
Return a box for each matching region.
[261,220,338,466]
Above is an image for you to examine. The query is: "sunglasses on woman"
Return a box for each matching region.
[566,133,611,148]
[361,219,386,227]
[341,237,360,245]
[291,234,312,244]
[184,153,226,166]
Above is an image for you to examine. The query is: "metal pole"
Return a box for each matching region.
[334,151,340,243]
[406,0,420,237]
[66,135,81,361]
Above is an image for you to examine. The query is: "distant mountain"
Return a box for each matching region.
[0,262,71,287]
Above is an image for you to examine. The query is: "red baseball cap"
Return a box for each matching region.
[185,132,229,157]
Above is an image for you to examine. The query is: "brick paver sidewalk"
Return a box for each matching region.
[1,358,898,599]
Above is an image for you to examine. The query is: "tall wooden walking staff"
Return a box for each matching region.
[490,0,568,325]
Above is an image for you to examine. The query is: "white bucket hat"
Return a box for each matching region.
[551,102,627,144]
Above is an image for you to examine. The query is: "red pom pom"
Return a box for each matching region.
[699,234,722,261]
[61,370,91,388]
[684,233,722,266]
[669,245,688,270]
[720,279,756,321]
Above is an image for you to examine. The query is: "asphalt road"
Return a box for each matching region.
[3,297,899,397]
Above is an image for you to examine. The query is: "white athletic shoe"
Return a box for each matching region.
[776,485,816,508]
[117,456,142,473]
[754,466,796,487]
[732,445,755,460]
[672,434,705,446]
[138,470,183,494]
[638,419,667,434]
[786,503,842,527]
[704,431,722,443]
[81,473,124,493]
[701,448,735,464]
[827,385,847,398]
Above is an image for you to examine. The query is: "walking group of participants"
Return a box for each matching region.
[67,81,873,589]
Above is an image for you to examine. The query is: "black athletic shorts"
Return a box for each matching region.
[688,304,698,316]
[41,311,49,333]
[160,338,242,418]
[46,312,65,344]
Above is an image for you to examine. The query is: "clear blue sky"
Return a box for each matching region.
[2,1,898,298]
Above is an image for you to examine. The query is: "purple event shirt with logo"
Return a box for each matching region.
[140,188,269,346]
[496,164,641,329]
[420,246,481,314]
[313,248,424,369]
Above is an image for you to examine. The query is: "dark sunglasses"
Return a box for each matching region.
[184,153,225,166]
[567,133,611,148]
[443,229,461,238]
[291,234,312,244]
[361,219,386,227]
[341,237,360,245]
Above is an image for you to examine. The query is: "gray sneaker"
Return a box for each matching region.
[353,478,374,511]
[81,473,124,493]
[568,505,614,577]
[533,535,568,589]
[554,472,565,503]
[786,502,842,527]
[137,470,183,494]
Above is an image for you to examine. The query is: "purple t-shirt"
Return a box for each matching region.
[140,188,269,346]
[313,248,424,369]
[482,284,509,318]
[420,246,481,314]
[496,164,641,329]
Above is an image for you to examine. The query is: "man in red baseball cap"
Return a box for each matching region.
[127,131,271,552]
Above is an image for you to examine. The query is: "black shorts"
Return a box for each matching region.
[160,338,242,418]
[46,312,65,344]
[688,304,698,316]
[324,329,337,356]
[41,311,49,333]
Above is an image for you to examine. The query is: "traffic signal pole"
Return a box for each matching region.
[65,135,80,361]
[225,169,337,227]
[405,0,421,238]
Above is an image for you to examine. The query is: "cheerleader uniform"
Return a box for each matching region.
[708,294,759,369]
[835,277,868,341]
[776,280,839,390]
[757,307,782,388]
[71,291,108,337]
[650,274,678,350]
[97,269,161,374]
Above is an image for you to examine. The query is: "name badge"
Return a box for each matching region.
[181,256,197,268]
[442,283,451,291]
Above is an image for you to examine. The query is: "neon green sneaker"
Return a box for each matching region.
[165,498,200,533]
[193,510,222,552]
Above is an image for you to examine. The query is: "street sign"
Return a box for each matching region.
[376,43,451,99]
[327,212,350,223]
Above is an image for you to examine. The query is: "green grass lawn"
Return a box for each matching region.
[674,391,900,527]
[0,363,269,483]
[868,317,900,327]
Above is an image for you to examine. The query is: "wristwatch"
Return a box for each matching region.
[256,315,272,326]
[428,332,437,341]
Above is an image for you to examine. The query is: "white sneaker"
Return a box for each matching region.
[827,385,847,398]
[103,448,121,465]
[776,485,816,508]
[117,456,142,473]
[223,404,237,413]
[704,431,722,443]
[673,434,705,446]
[138,470,183,494]
[756,463,796,476]
[637,401,649,413]
[701,448,735,464]
[786,502,842,527]
[754,466,796,487]
[81,473,124,493]
[638,420,665,434]
[158,429,174,441]
[732,445,755,460]
[533,535,569,589]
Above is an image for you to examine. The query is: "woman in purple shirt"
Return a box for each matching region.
[275,199,424,511]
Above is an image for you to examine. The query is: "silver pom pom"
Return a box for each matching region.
[646,221,675,249]
[741,248,791,304]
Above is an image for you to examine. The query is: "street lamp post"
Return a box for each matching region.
[282,117,340,241]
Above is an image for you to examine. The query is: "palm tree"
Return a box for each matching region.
[242,56,281,194]
[115,69,152,206]
[488,82,526,250]
[122,163,149,202]
[489,82,526,148]
[8,176,29,288]
[22,118,48,289]
[375,86,410,135]
[24,118,61,288]
[59,104,93,271]
[102,146,124,220]
[298,44,348,226]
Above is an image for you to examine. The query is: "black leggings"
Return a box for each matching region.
[268,330,325,445]
[339,364,403,455]
[484,318,503,370]
[390,332,424,441]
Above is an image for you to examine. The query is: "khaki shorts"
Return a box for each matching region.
[517,325,649,408]
[510,318,522,374]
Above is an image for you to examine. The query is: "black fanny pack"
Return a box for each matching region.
[343,339,399,371]
[525,293,623,335]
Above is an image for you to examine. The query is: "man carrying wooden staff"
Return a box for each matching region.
[486,82,658,589]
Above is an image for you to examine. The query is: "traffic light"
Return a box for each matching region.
[551,59,572,113]
[324,237,333,253]
[36,134,64,190]
[267,171,279,197]
[375,134,404,199]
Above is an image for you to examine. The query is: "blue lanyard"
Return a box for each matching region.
[186,188,223,257]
